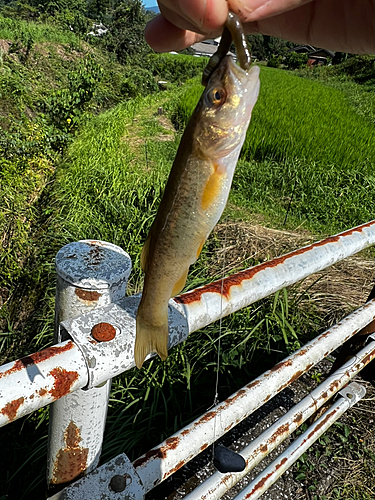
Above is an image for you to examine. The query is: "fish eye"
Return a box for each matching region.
[211,87,226,106]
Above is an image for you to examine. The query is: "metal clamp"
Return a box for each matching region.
[338,381,366,406]
[47,453,145,500]
[60,296,188,388]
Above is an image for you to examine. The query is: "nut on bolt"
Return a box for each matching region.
[91,322,116,342]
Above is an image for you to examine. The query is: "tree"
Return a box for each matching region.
[103,0,152,64]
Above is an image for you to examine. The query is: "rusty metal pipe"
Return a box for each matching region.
[176,219,375,333]
[46,240,132,489]
[0,340,87,427]
[183,339,375,500]
[133,300,375,492]
[232,382,366,500]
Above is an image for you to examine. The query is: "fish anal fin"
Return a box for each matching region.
[135,312,169,369]
[171,268,189,297]
[196,235,207,260]
[140,234,151,272]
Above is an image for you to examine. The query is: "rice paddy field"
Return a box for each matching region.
[2,63,375,499]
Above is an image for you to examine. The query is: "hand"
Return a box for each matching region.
[145,0,375,55]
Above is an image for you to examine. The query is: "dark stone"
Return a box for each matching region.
[213,445,246,473]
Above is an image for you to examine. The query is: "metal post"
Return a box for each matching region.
[46,240,131,491]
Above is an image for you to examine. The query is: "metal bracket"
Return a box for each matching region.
[60,296,188,388]
[47,453,145,500]
[338,381,366,407]
[366,332,375,344]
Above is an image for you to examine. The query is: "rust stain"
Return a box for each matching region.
[49,368,78,400]
[270,423,290,443]
[52,421,89,484]
[165,459,186,477]
[246,379,261,389]
[165,437,180,449]
[269,359,293,373]
[245,457,288,497]
[38,388,47,396]
[259,444,268,453]
[195,411,216,425]
[75,288,101,303]
[0,341,75,380]
[200,443,208,451]
[133,448,167,468]
[288,369,304,385]
[91,322,116,342]
[1,397,24,421]
[294,412,303,424]
[85,245,105,266]
[181,429,190,436]
[176,220,375,305]
[225,389,246,405]
[307,408,337,440]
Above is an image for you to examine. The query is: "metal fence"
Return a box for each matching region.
[1,221,375,499]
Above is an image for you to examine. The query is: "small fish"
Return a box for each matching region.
[134,47,260,369]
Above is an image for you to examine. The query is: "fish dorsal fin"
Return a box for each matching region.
[140,234,151,272]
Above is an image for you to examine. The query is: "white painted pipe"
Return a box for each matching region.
[46,240,132,489]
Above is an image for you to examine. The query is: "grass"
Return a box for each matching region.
[0,14,82,45]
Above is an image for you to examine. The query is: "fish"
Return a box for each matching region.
[134,53,260,369]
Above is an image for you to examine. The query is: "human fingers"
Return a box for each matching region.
[145,0,228,52]
[243,0,375,54]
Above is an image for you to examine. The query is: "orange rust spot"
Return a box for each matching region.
[133,448,167,468]
[294,412,303,424]
[270,359,293,373]
[225,389,246,405]
[0,341,75,380]
[201,443,208,451]
[245,457,288,497]
[91,322,116,342]
[49,368,78,400]
[201,163,224,211]
[38,388,47,396]
[75,288,101,303]
[165,459,186,477]
[270,423,290,442]
[165,437,180,449]
[52,421,89,484]
[176,220,375,304]
[1,397,24,421]
[247,379,261,389]
[260,444,268,453]
[307,409,337,440]
[196,411,216,424]
[181,429,189,436]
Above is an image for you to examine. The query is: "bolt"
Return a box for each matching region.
[91,322,116,342]
[109,474,127,492]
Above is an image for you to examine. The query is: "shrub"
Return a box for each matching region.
[147,53,208,84]
[120,67,158,98]
[284,52,308,70]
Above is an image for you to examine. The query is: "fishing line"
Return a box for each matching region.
[212,216,228,462]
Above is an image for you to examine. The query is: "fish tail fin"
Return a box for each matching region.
[134,313,169,369]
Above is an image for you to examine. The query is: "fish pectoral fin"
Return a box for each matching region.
[140,234,151,272]
[171,268,189,297]
[134,313,169,369]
